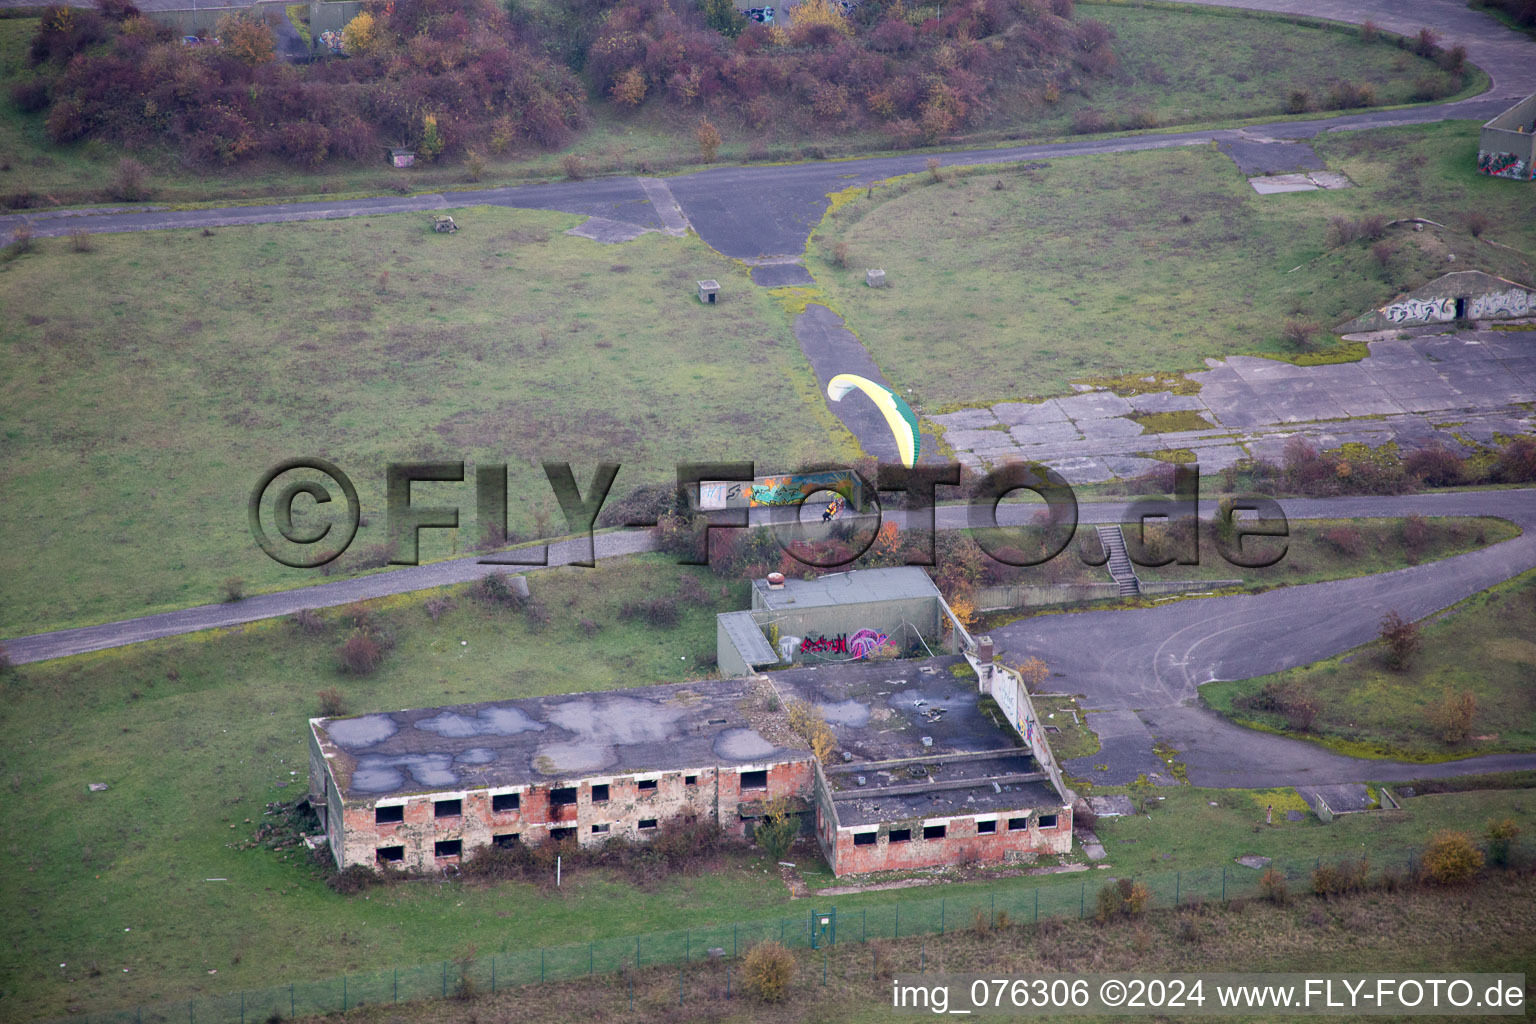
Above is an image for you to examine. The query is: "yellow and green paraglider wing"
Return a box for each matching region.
[825,373,921,468]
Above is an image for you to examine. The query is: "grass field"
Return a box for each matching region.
[347,870,1536,1024]
[2,555,1532,1020]
[0,205,849,637]
[0,4,1479,208]
[1203,569,1536,760]
[807,122,1536,409]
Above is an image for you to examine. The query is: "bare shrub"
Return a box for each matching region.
[112,157,150,201]
[1486,819,1521,867]
[221,577,246,602]
[1421,829,1483,884]
[1120,106,1157,130]
[830,240,850,269]
[1378,609,1422,670]
[424,596,455,623]
[316,687,348,716]
[1285,88,1311,114]
[1071,107,1107,134]
[69,228,93,253]
[1360,19,1379,43]
[1356,213,1387,240]
[337,629,383,675]
[1311,857,1369,898]
[925,156,943,182]
[7,224,33,254]
[561,153,586,180]
[1281,319,1321,351]
[290,608,326,635]
[1324,216,1359,248]
[696,118,722,163]
[1259,868,1289,904]
[1437,43,1467,74]
[1404,444,1466,487]
[469,572,526,608]
[1371,240,1395,266]
[464,150,486,182]
[1414,26,1440,57]
[1319,525,1365,558]
[1426,688,1476,744]
[1095,878,1152,922]
[742,941,795,1002]
[1464,210,1489,238]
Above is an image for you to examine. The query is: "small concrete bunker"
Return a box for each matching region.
[697,279,720,304]
[1337,270,1536,331]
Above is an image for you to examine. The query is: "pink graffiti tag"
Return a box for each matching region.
[846,628,890,659]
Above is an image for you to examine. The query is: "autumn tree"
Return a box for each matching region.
[1426,688,1476,744]
[1016,656,1050,692]
[610,66,646,106]
[217,13,276,65]
[696,117,722,162]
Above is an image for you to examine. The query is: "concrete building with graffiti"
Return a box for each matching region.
[1478,93,1536,181]
[1337,270,1536,332]
[310,569,1072,876]
[716,566,949,677]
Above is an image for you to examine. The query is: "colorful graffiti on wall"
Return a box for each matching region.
[799,628,890,659]
[1477,150,1534,180]
[319,29,345,54]
[749,471,861,508]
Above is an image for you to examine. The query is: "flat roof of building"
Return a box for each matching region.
[766,657,1063,827]
[752,566,940,612]
[718,609,778,666]
[312,678,804,802]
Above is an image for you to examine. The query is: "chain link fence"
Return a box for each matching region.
[44,841,1526,1024]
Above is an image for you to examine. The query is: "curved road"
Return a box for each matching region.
[995,490,1536,787]
[3,2,1534,260]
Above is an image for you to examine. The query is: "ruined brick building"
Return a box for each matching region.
[308,569,1073,876]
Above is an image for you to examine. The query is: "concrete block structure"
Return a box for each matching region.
[309,653,1072,877]
[1478,93,1536,181]
[1337,270,1536,332]
[719,566,949,676]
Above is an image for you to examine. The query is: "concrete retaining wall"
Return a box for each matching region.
[1479,93,1536,181]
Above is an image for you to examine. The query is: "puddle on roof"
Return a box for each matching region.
[326,714,399,748]
[455,747,498,765]
[351,753,458,793]
[817,699,870,728]
[713,727,778,761]
[415,706,547,738]
[532,741,617,775]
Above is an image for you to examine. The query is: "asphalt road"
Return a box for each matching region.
[992,490,1536,787]
[4,0,1533,259]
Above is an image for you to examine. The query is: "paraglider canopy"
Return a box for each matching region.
[825,373,921,468]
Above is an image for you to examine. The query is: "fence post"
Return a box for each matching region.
[921,939,925,973]
[292,982,297,1017]
[240,991,245,1024]
[629,975,634,1011]
[1221,866,1227,903]
[1034,887,1039,924]
[590,942,594,976]
[1175,871,1180,907]
[189,1000,194,1024]
[728,966,732,1000]
[895,905,899,939]
[1080,882,1085,919]
[686,930,690,963]
[392,969,397,1003]
[343,976,347,1013]
[679,966,684,1007]
[541,948,545,984]
[872,948,877,980]
[862,908,867,943]
[637,935,642,968]
[492,957,496,994]
[734,922,738,958]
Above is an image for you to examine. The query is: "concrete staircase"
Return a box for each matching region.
[1095,525,1141,598]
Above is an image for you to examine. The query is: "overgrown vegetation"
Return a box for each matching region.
[1204,570,1536,760]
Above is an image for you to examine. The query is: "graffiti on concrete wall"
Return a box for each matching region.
[749,471,859,508]
[1477,150,1533,180]
[799,628,890,658]
[1469,288,1536,319]
[1381,296,1455,324]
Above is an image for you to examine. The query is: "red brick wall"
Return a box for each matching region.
[827,809,1073,876]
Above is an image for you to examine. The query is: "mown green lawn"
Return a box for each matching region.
[808,122,1536,408]
[0,206,846,636]
[1203,569,1536,760]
